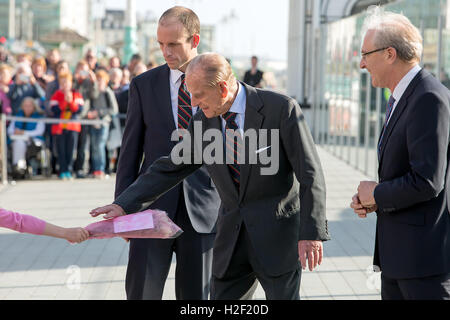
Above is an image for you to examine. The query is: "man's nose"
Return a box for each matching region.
[162,46,171,57]
[360,58,366,69]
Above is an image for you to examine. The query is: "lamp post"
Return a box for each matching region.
[8,0,15,40]
[124,0,138,65]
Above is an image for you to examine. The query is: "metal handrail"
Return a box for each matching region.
[0,115,125,185]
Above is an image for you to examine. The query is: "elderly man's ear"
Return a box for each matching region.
[386,47,397,64]
[219,81,229,98]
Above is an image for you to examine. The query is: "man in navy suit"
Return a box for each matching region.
[352,9,450,299]
[114,6,220,300]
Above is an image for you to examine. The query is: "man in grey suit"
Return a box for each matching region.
[91,53,330,300]
[113,7,220,300]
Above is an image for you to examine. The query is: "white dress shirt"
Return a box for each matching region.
[169,68,198,128]
[387,64,422,124]
[221,81,246,135]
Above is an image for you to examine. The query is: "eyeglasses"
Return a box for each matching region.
[361,47,389,58]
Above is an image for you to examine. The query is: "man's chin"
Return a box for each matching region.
[166,62,179,70]
[202,109,215,118]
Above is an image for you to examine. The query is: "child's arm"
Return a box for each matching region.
[0,208,89,243]
[0,208,46,235]
[42,223,90,244]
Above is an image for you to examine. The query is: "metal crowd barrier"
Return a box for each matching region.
[0,115,117,185]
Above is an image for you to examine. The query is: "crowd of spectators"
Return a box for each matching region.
[0,46,155,180]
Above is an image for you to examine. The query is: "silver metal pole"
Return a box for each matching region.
[364,75,372,176]
[1,114,7,185]
[437,12,443,79]
[8,0,15,40]
[374,87,382,177]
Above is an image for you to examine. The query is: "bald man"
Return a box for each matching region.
[91,53,330,300]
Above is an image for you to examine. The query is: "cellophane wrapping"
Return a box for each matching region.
[85,209,183,240]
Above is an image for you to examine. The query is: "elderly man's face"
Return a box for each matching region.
[22,99,35,117]
[360,30,389,88]
[186,72,228,118]
[157,20,198,71]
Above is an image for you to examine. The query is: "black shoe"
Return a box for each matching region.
[75,171,86,179]
[12,165,26,180]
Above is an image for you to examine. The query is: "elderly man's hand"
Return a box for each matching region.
[298,240,323,271]
[90,204,126,219]
[357,181,378,208]
[350,193,378,218]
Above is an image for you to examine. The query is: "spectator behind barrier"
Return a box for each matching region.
[49,72,83,180]
[7,97,45,177]
[0,64,12,115]
[88,69,118,179]
[8,63,45,115]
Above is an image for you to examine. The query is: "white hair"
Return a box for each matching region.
[109,67,123,78]
[362,6,423,63]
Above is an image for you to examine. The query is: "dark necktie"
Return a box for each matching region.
[378,95,396,159]
[222,111,241,188]
[177,74,192,130]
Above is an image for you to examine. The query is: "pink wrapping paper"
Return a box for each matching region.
[85,209,183,240]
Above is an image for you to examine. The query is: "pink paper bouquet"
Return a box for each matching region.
[85,209,183,240]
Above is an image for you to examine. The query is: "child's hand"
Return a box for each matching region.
[65,227,90,244]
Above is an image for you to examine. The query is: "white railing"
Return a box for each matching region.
[0,115,122,185]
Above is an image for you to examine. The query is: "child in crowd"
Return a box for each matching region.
[49,72,83,180]
[0,207,89,243]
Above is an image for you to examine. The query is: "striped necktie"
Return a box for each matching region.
[223,112,241,188]
[377,95,396,160]
[177,74,192,130]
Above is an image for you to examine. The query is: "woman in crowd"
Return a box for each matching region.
[8,63,45,115]
[87,69,118,179]
[31,57,53,91]
[49,72,83,180]
[7,97,45,177]
[0,63,12,115]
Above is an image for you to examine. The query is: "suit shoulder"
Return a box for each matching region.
[132,64,168,86]
[412,75,450,105]
[256,88,298,110]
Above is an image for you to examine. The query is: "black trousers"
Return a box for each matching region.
[381,272,450,300]
[74,125,89,173]
[211,224,301,300]
[125,191,215,300]
[54,130,78,173]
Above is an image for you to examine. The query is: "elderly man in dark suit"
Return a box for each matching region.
[113,7,220,300]
[92,52,330,300]
[351,9,450,300]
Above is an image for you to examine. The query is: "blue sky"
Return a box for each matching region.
[105,0,289,61]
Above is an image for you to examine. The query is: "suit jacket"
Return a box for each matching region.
[114,64,220,233]
[374,69,450,279]
[114,82,330,278]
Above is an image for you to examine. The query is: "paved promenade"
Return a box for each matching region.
[0,147,380,300]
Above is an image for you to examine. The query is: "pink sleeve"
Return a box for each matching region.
[0,208,46,235]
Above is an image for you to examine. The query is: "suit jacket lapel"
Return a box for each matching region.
[378,69,428,166]
[239,83,264,202]
[205,115,240,199]
[153,64,176,140]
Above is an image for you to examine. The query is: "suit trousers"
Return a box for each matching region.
[211,224,301,300]
[381,272,450,300]
[125,190,215,300]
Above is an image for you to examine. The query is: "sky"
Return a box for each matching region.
[105,0,289,62]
